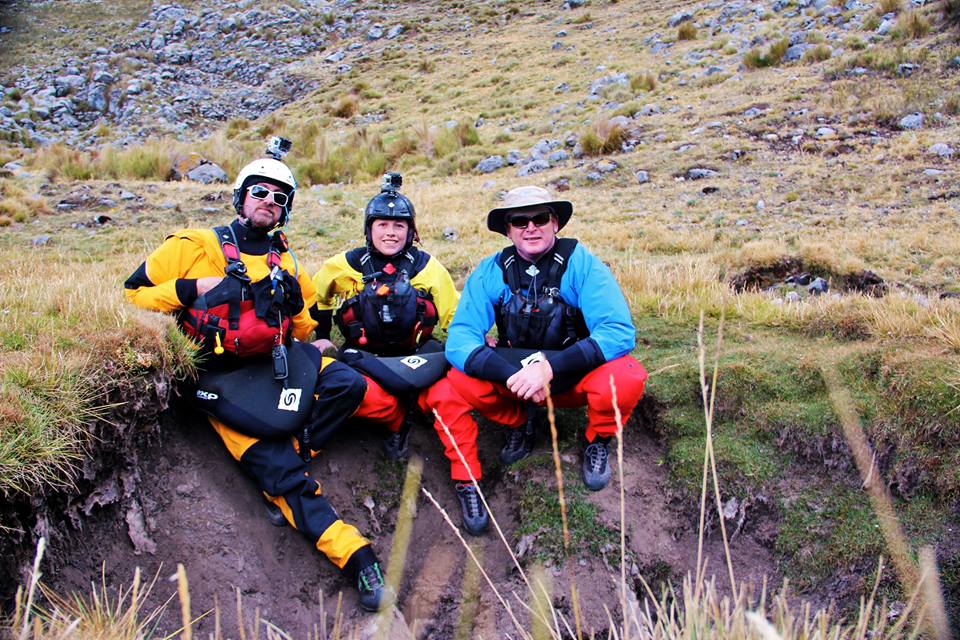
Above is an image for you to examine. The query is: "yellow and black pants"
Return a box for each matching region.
[209,359,372,574]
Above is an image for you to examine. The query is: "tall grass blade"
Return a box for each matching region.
[16,535,45,640]
[377,455,423,637]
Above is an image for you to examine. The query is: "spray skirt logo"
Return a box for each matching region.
[278,388,302,412]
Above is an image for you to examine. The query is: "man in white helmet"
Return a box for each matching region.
[124,142,389,612]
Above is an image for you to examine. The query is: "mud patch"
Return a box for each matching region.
[729,257,887,296]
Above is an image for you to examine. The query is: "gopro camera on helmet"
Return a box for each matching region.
[266,136,292,160]
[381,172,402,193]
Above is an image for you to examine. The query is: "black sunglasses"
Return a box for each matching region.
[507,212,552,229]
[247,184,290,207]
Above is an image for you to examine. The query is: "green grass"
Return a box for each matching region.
[0,246,196,496]
[515,468,619,565]
[776,485,886,590]
[743,38,790,69]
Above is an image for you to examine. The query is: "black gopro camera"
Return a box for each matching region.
[381,172,402,192]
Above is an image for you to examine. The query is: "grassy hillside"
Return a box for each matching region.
[2,0,960,636]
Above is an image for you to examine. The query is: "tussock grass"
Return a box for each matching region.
[329,93,359,118]
[630,71,657,93]
[28,137,247,182]
[579,118,627,155]
[677,22,697,40]
[0,251,194,495]
[803,44,833,63]
[743,38,789,69]
[894,10,931,39]
[946,0,960,25]
[877,0,903,14]
[0,179,51,224]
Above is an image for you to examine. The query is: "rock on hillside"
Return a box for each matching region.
[0,1,408,147]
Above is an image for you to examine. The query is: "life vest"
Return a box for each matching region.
[495,238,588,350]
[178,225,302,361]
[334,248,438,356]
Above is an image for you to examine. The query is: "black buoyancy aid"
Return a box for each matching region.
[178,225,303,361]
[335,247,438,356]
[495,238,588,350]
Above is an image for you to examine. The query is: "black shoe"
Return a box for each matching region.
[500,419,535,465]
[357,559,386,612]
[582,437,612,491]
[383,416,412,460]
[265,501,287,527]
[455,482,489,535]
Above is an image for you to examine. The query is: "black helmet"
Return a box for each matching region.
[364,172,418,251]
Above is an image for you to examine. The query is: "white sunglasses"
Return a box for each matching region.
[247,184,290,207]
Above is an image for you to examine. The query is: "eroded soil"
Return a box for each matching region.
[38,399,782,639]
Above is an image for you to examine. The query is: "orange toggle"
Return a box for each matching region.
[376,284,390,296]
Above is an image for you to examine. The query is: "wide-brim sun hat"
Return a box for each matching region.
[487,185,573,235]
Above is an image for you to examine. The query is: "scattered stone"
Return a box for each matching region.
[687,167,718,180]
[53,75,85,97]
[877,18,896,35]
[506,150,522,165]
[186,162,228,184]
[784,44,807,62]
[639,103,662,116]
[125,501,157,555]
[516,159,550,177]
[816,126,836,138]
[635,170,650,184]
[386,25,404,39]
[593,159,618,174]
[442,226,458,241]
[589,72,628,96]
[367,24,384,40]
[547,176,570,191]
[897,63,918,76]
[325,50,346,63]
[928,143,954,157]
[59,186,95,207]
[808,277,829,295]
[547,149,569,163]
[898,112,923,130]
[554,82,570,93]
[785,291,801,303]
[923,168,945,176]
[475,155,505,173]
[31,235,51,247]
[668,11,694,27]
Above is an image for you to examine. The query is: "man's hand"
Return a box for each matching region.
[311,338,337,355]
[484,334,497,348]
[506,359,553,401]
[196,276,223,295]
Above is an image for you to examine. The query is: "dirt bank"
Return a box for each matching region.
[15,390,785,638]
